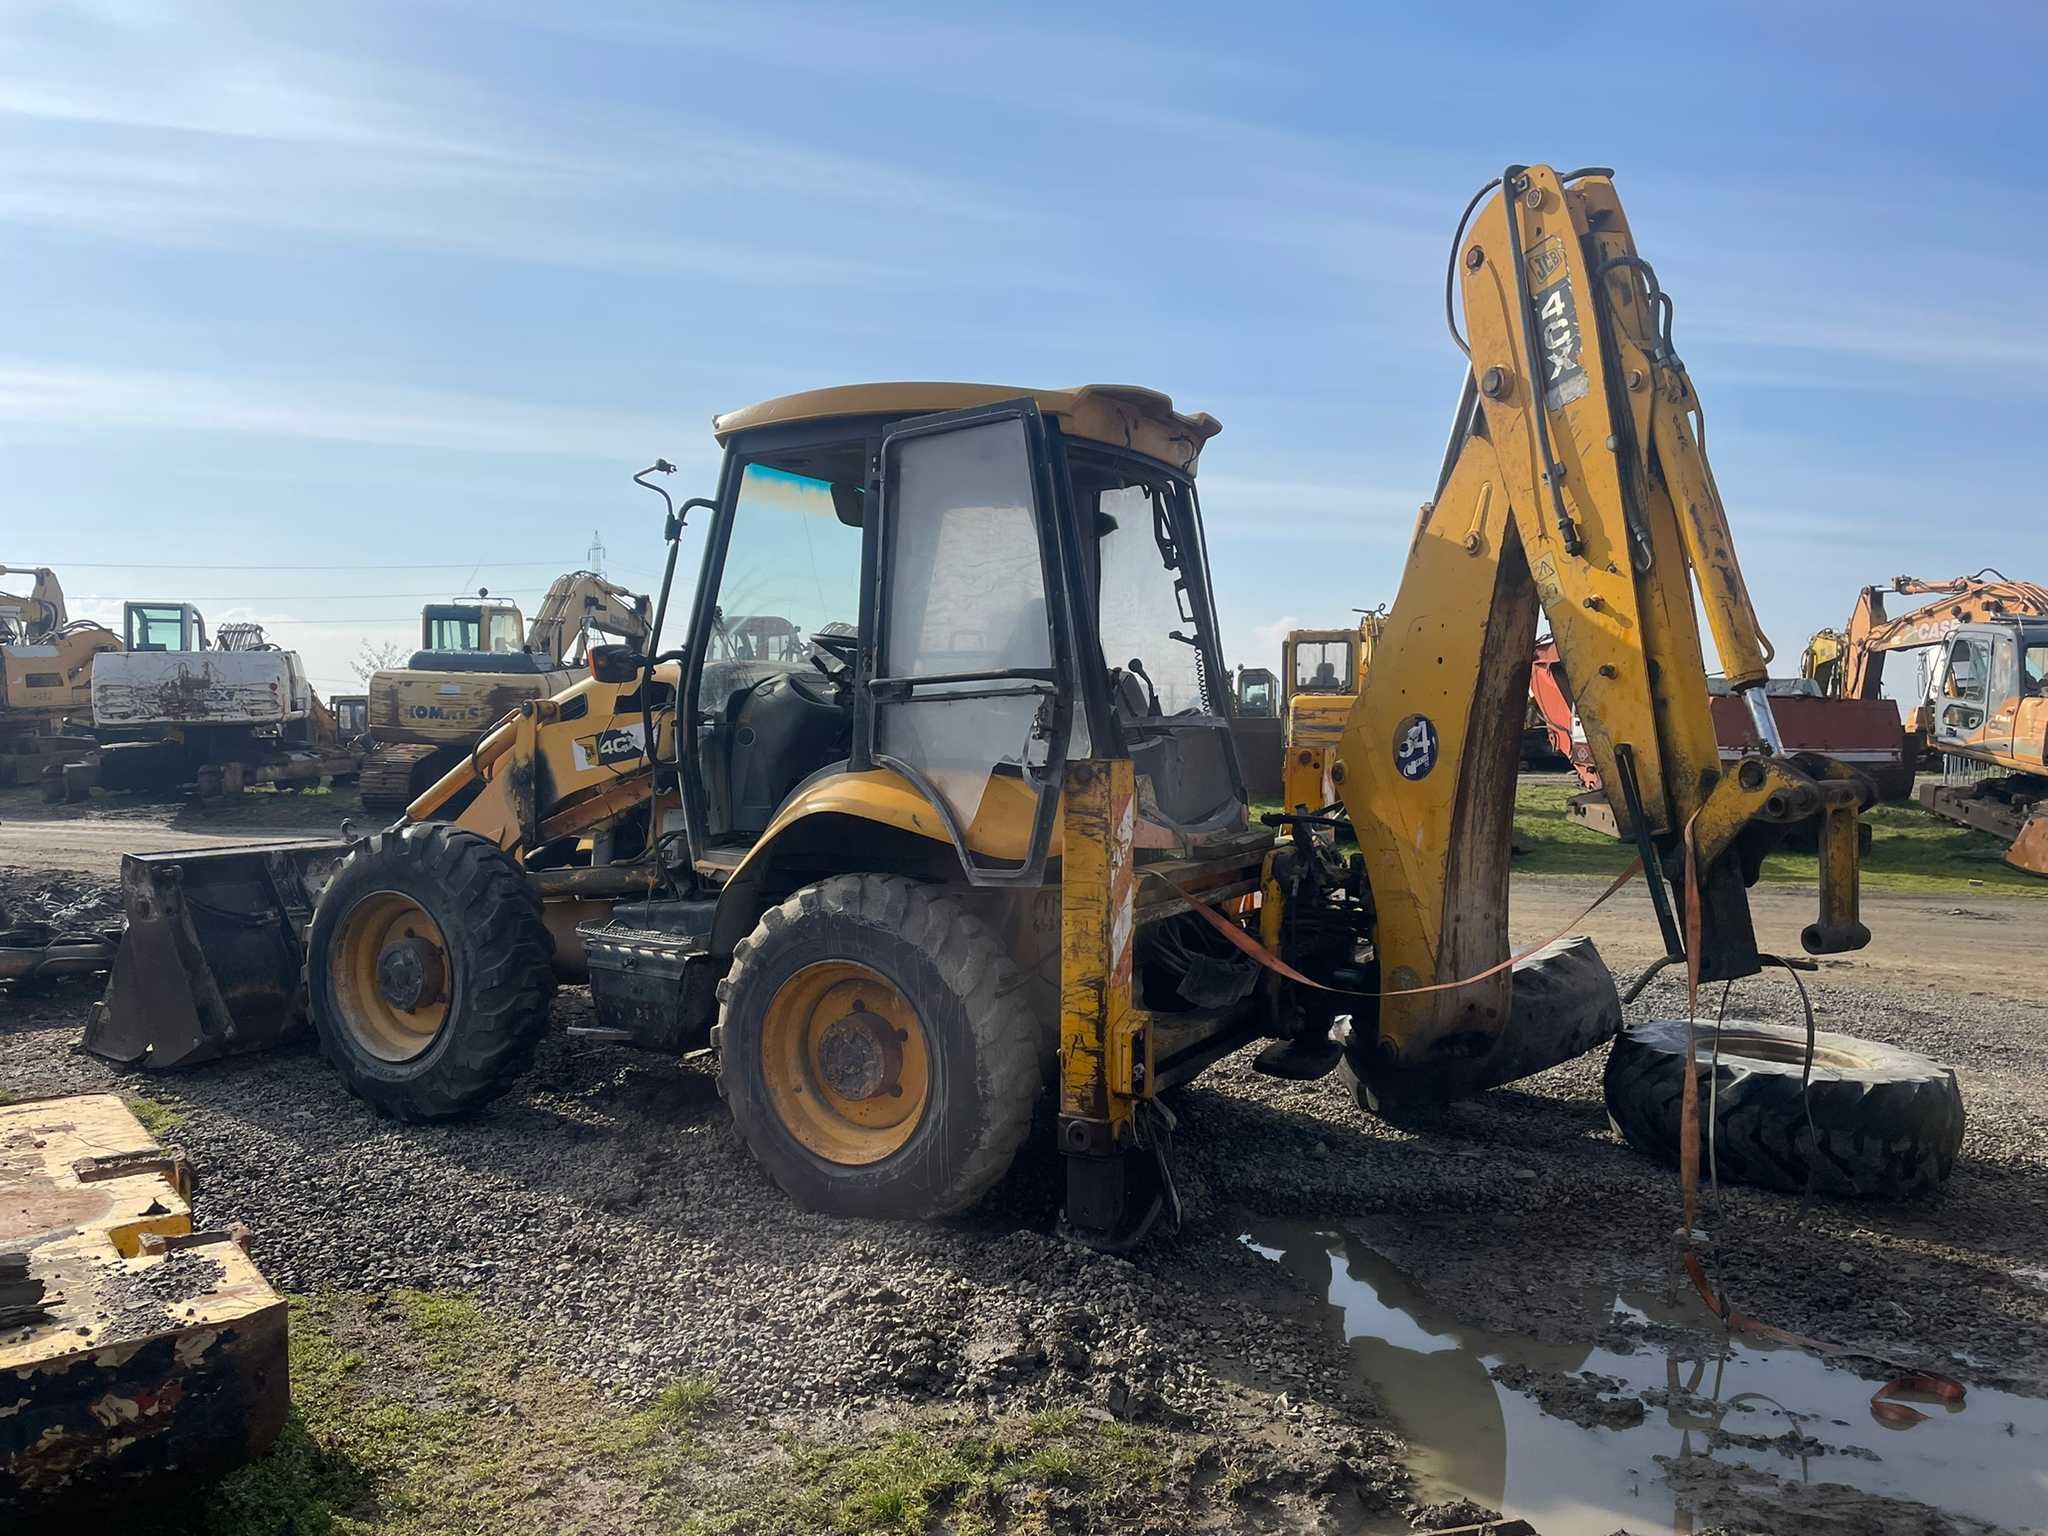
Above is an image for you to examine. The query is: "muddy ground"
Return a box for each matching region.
[3,785,2045,1534]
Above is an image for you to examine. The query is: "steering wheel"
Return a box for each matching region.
[808,627,859,687]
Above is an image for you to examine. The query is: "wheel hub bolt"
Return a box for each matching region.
[375,937,445,1012]
[817,1008,902,1100]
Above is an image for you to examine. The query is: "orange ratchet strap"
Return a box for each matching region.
[1170,858,1641,1000]
[1674,813,1966,1429]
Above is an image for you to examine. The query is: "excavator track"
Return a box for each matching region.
[359,743,446,811]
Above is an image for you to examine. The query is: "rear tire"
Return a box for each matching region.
[716,874,1039,1220]
[1603,1018,1964,1199]
[306,824,554,1120]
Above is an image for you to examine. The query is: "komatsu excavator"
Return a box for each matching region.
[1805,571,2048,873]
[358,571,651,808]
[92,165,1878,1249]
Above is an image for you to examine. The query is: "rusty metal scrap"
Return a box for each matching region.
[1,1095,287,1521]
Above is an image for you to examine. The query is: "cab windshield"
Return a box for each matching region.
[1293,640,1353,693]
[424,606,482,651]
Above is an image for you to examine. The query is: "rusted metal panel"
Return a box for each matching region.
[1,1096,287,1521]
[91,652,307,728]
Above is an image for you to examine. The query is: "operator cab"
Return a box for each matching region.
[411,598,541,673]
[123,602,206,653]
[1933,619,2048,755]
[679,384,1247,882]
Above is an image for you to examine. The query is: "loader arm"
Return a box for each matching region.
[1336,165,1869,1084]
[523,571,655,666]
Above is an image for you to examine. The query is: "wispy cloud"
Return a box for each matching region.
[0,2,1023,282]
[0,362,700,462]
[1200,473,1420,544]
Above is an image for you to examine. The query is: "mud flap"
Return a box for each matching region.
[84,841,349,1070]
[1346,935,1621,1115]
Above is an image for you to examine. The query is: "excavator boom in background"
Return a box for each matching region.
[0,564,120,787]
[93,164,1880,1254]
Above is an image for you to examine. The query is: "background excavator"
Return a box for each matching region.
[94,165,1922,1254]
[358,571,651,809]
[87,604,356,798]
[1804,571,2048,874]
[0,564,120,786]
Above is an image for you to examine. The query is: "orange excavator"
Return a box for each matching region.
[1804,571,2048,875]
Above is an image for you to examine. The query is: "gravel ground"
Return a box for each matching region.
[4,857,2044,1533]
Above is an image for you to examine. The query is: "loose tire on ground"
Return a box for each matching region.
[715,874,1040,1220]
[1603,1017,1964,1199]
[306,823,555,1121]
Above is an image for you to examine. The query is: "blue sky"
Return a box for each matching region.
[5,0,2044,700]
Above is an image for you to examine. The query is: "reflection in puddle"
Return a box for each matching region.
[1241,1220,2048,1534]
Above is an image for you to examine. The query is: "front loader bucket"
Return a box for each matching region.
[2009,809,2048,879]
[84,840,350,1070]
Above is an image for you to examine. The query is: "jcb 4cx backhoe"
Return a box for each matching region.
[91,165,1872,1248]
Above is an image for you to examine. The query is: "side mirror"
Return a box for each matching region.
[589,645,644,684]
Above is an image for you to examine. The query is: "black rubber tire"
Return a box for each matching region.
[1604,1017,1964,1199]
[715,874,1040,1220]
[306,823,555,1121]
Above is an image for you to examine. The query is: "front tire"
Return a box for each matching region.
[306,824,555,1120]
[716,874,1039,1220]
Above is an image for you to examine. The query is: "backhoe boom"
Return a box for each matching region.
[1336,165,1868,1102]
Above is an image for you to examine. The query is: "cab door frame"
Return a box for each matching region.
[857,398,1079,886]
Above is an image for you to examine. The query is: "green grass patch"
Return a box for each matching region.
[387,1289,489,1370]
[195,1288,1176,1536]
[1509,780,2046,896]
[1255,780,2043,896]
[640,1372,718,1431]
[125,1094,189,1139]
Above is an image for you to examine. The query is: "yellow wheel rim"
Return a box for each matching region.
[759,960,931,1166]
[332,891,452,1063]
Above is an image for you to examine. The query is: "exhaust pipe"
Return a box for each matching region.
[85,841,351,1070]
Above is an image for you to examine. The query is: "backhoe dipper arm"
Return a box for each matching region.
[1335,165,1869,1089]
[524,571,655,666]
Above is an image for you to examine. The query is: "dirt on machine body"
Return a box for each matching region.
[90,166,1951,1255]
[358,571,652,810]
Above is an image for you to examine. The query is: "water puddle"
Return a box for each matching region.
[1241,1220,2048,1534]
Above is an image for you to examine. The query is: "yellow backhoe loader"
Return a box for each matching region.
[93,165,1908,1250]
[1279,609,1387,814]
[358,572,652,809]
[0,564,119,786]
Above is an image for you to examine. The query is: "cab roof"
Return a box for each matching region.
[712,383,1221,478]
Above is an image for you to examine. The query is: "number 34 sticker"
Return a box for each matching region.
[1394,714,1439,780]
